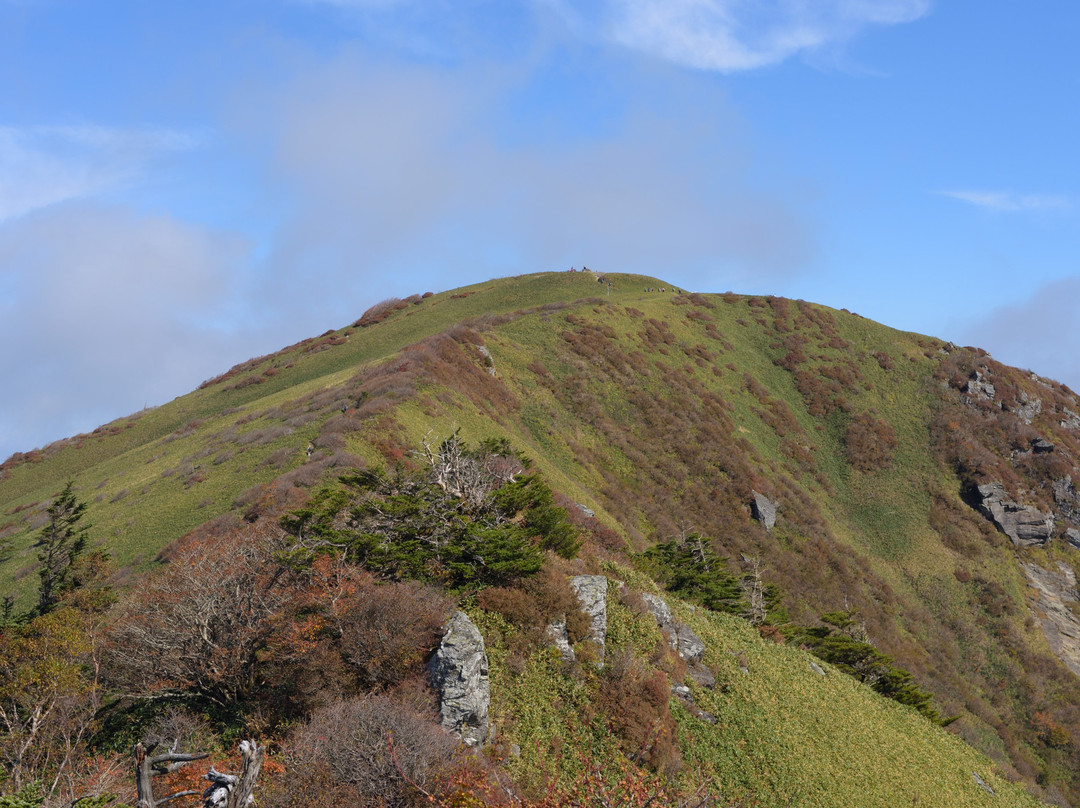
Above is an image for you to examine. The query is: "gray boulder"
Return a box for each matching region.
[570,575,609,662]
[545,617,575,662]
[963,370,996,402]
[429,611,490,746]
[1010,393,1042,425]
[751,491,778,530]
[1066,529,1080,552]
[975,482,1053,547]
[641,592,706,664]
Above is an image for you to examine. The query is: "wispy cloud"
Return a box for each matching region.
[0,204,256,458]
[234,50,815,328]
[0,124,203,223]
[547,0,930,71]
[937,189,1070,212]
[963,275,1080,394]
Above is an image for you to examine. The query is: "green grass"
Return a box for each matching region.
[0,269,1075,803]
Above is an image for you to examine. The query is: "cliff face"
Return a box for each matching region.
[1023,561,1080,677]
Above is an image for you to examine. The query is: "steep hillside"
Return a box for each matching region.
[3,271,1080,805]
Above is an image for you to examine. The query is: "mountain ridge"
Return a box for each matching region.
[3,270,1080,805]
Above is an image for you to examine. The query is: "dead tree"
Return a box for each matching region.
[201,740,264,808]
[134,741,208,808]
[134,739,264,808]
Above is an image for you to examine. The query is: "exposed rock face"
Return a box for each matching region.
[641,593,705,663]
[1022,562,1080,677]
[569,575,608,662]
[429,611,490,746]
[1010,393,1042,425]
[1053,476,1080,525]
[751,492,777,530]
[974,482,1053,546]
[640,591,716,693]
[964,370,996,402]
[1066,529,1080,552]
[545,617,575,662]
[1061,408,1080,430]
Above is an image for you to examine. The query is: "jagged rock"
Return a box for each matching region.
[1022,562,1080,677]
[674,624,706,664]
[963,370,995,401]
[1061,408,1080,430]
[1052,476,1080,524]
[751,491,777,530]
[809,661,827,677]
[1010,392,1042,425]
[641,592,673,626]
[973,771,995,796]
[429,611,491,747]
[545,617,575,662]
[575,503,595,518]
[672,682,692,700]
[686,663,716,689]
[641,593,705,663]
[569,575,608,662]
[1066,529,1080,551]
[1032,438,1054,454]
[974,482,1053,546]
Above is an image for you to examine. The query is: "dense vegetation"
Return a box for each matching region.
[0,270,1077,805]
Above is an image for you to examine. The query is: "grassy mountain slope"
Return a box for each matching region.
[3,270,1080,804]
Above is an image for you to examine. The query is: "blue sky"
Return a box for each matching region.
[1,0,1078,460]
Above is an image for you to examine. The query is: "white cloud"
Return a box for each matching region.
[963,276,1080,394]
[232,51,815,329]
[937,189,1070,212]
[547,0,929,71]
[0,204,256,459]
[0,124,203,223]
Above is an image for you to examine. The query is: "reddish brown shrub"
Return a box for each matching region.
[275,695,457,808]
[843,413,898,472]
[337,580,451,690]
[597,653,680,775]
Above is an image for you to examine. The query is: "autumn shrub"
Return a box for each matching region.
[843,413,898,472]
[338,579,450,690]
[597,652,680,775]
[355,297,409,328]
[274,695,457,808]
[476,564,588,651]
[104,524,287,708]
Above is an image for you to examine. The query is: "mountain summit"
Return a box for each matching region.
[2,271,1078,806]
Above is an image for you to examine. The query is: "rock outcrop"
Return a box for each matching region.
[1009,392,1042,425]
[640,592,715,688]
[569,575,608,662]
[973,482,1053,546]
[429,611,491,746]
[963,370,996,402]
[1053,476,1080,525]
[545,617,575,662]
[751,492,777,530]
[1022,562,1080,677]
[641,593,706,664]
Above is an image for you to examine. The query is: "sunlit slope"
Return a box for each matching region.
[3,271,1080,803]
[480,567,1043,808]
[0,272,661,590]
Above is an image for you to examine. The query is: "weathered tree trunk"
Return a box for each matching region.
[201,740,265,808]
[134,742,208,808]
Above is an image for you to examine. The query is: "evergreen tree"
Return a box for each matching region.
[35,481,89,615]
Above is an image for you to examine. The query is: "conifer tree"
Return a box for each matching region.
[35,481,89,615]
